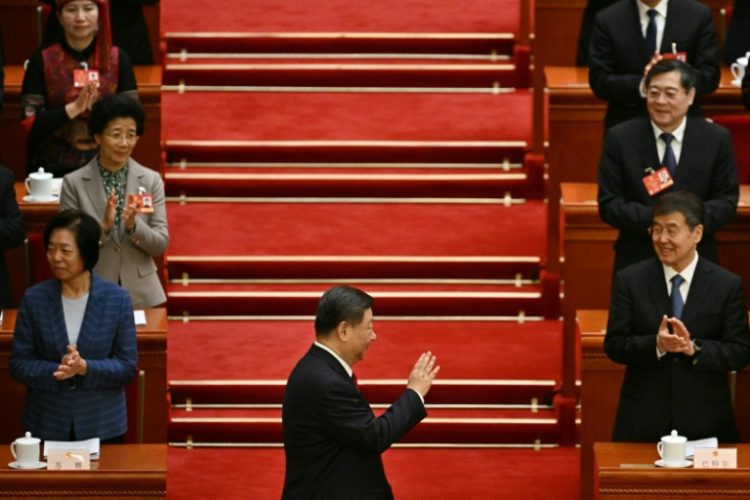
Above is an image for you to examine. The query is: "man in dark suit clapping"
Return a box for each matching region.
[282,286,439,499]
[589,0,720,129]
[598,59,738,272]
[605,191,750,442]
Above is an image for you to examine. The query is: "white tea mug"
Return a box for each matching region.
[657,429,687,466]
[25,167,53,200]
[730,52,749,83]
[10,432,40,468]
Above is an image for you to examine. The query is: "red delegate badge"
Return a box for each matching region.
[642,167,674,196]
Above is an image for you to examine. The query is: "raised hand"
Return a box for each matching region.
[406,351,440,398]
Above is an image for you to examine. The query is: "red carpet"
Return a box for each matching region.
[168,319,562,382]
[167,201,547,261]
[167,447,580,500]
[161,90,533,144]
[162,0,521,34]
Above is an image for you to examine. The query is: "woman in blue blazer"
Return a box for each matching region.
[10,210,137,442]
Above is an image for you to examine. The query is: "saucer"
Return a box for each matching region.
[8,461,46,470]
[655,459,693,468]
[22,194,59,203]
[731,79,742,88]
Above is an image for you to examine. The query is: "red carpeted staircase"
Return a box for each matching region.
[161,0,578,498]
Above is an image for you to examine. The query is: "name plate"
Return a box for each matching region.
[693,448,737,469]
[47,449,91,470]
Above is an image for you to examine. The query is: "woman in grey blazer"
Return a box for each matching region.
[60,95,168,308]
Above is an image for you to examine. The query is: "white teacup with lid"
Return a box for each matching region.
[657,429,687,467]
[731,52,749,86]
[25,167,53,200]
[10,431,41,468]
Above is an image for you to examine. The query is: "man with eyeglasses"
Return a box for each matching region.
[598,59,738,273]
[604,191,750,442]
[588,0,720,130]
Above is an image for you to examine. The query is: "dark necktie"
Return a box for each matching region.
[660,133,678,175]
[671,274,685,319]
[645,9,658,55]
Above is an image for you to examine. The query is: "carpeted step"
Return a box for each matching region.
[167,406,562,445]
[166,200,548,279]
[166,281,553,317]
[162,57,527,88]
[167,318,563,404]
[161,90,533,156]
[161,0,523,45]
[163,157,544,198]
[167,446,580,500]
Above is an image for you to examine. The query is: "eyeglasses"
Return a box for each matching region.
[104,132,138,144]
[649,225,686,238]
[646,88,687,101]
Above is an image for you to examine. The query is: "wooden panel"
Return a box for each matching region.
[595,443,750,499]
[0,0,41,65]
[0,444,166,498]
[0,308,167,444]
[0,65,162,181]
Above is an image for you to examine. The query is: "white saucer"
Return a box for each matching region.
[22,194,59,203]
[8,461,46,470]
[731,79,742,88]
[655,459,693,468]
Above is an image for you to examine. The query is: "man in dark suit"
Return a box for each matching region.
[589,0,720,129]
[282,286,439,499]
[605,191,750,442]
[723,0,750,66]
[576,0,619,66]
[598,59,738,272]
[743,72,750,111]
[0,165,26,308]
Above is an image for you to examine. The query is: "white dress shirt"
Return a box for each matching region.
[638,0,668,54]
[652,116,686,165]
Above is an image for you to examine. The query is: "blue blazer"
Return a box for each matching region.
[10,274,137,441]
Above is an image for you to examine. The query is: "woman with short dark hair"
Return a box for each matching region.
[60,94,168,308]
[10,209,137,442]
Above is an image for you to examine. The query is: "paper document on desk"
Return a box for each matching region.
[134,310,147,325]
[44,437,100,460]
[686,437,718,458]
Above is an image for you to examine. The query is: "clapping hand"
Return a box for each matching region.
[656,315,695,356]
[54,345,88,380]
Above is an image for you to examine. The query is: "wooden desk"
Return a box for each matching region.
[580,310,750,500]
[595,442,750,499]
[0,65,162,182]
[0,444,166,498]
[0,308,167,444]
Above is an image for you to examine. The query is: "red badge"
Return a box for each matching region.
[73,69,100,88]
[642,167,674,196]
[128,193,154,214]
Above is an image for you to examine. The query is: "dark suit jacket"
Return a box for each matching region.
[598,117,738,271]
[10,274,137,441]
[723,0,750,65]
[743,72,750,111]
[604,257,750,442]
[576,0,619,66]
[589,0,720,129]
[282,345,426,499]
[0,165,26,308]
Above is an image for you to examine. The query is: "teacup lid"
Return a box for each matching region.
[15,431,40,445]
[29,167,53,180]
[662,429,686,443]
